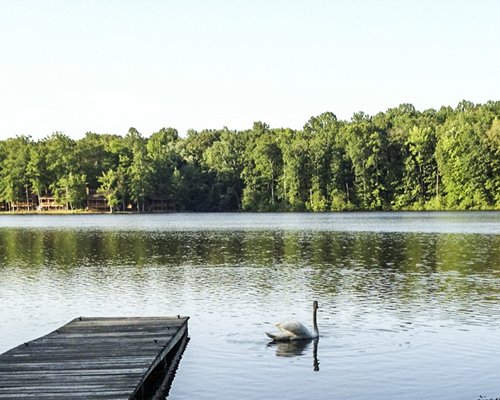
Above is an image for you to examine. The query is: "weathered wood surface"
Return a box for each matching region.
[0,316,189,399]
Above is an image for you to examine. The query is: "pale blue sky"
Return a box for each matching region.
[1,0,499,139]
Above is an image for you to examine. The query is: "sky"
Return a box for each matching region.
[1,0,499,140]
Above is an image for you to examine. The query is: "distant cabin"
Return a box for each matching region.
[11,195,37,211]
[86,189,109,212]
[38,196,65,211]
[147,196,176,212]
[1,191,176,213]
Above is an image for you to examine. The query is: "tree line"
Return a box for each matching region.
[1,100,499,212]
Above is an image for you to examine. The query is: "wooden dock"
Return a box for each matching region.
[0,316,189,400]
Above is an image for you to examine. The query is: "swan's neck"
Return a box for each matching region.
[312,306,319,336]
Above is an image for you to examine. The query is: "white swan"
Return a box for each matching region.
[266,301,319,341]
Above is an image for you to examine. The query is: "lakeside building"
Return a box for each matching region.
[147,196,176,212]
[38,196,66,211]
[1,190,176,213]
[11,194,37,211]
[86,189,109,212]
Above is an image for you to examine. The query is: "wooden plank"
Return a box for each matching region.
[0,316,189,400]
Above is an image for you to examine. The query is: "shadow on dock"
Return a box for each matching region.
[133,332,190,400]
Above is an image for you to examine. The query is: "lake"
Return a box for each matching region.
[0,212,499,399]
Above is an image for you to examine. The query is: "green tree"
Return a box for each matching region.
[76,132,121,189]
[147,127,180,199]
[43,132,78,189]
[1,99,498,213]
[342,113,389,209]
[277,128,309,210]
[485,118,500,207]
[51,172,87,210]
[26,142,49,206]
[176,129,221,211]
[304,112,353,211]
[98,169,120,212]
[203,128,247,210]
[396,125,439,209]
[242,122,283,210]
[0,136,33,210]
[124,128,152,212]
[436,103,493,209]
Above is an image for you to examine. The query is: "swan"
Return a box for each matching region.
[266,301,319,341]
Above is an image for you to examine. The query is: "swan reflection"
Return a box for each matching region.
[268,338,320,371]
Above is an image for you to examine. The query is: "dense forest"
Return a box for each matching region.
[1,100,499,212]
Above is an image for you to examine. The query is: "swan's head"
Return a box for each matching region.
[313,301,319,310]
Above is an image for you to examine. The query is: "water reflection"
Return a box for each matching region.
[268,339,320,371]
[1,229,498,299]
[0,214,499,400]
[1,229,499,326]
[1,229,498,273]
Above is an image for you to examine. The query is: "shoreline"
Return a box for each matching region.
[0,210,174,215]
[0,209,499,216]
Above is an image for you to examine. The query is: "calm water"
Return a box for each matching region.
[0,212,499,400]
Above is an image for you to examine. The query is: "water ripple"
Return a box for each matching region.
[0,214,499,400]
